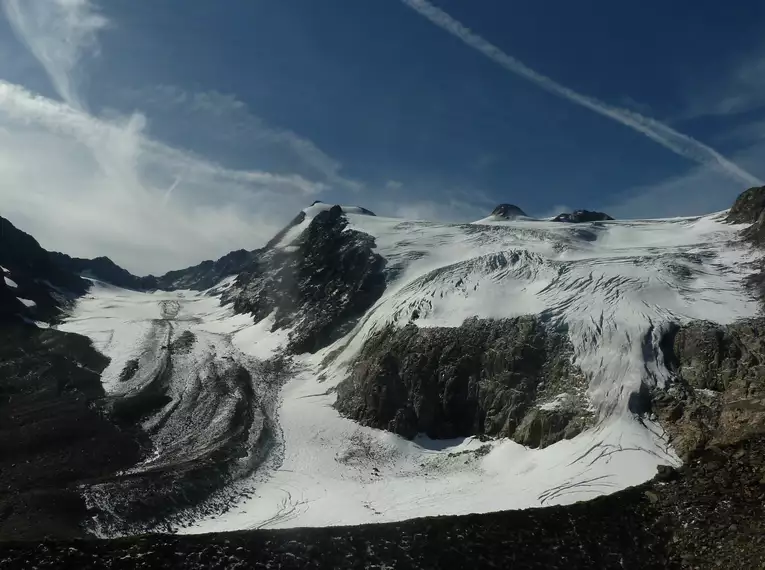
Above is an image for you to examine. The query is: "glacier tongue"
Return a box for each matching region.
[60,210,759,534]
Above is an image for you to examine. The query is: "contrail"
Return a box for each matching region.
[401,0,763,187]
[162,176,182,205]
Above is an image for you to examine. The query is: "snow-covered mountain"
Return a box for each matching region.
[2,189,765,540]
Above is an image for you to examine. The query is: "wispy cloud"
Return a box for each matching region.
[119,85,363,192]
[2,0,106,109]
[682,51,765,120]
[0,81,319,274]
[0,0,334,274]
[401,0,763,187]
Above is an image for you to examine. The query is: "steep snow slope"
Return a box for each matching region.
[59,209,759,535]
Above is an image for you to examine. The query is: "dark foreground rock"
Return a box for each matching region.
[226,205,387,354]
[335,317,591,446]
[1,434,764,569]
[0,325,142,540]
[552,209,614,223]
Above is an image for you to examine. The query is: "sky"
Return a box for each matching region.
[1,0,765,274]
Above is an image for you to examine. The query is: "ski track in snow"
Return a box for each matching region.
[59,211,759,535]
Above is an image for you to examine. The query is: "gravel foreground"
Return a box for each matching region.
[1,435,763,570]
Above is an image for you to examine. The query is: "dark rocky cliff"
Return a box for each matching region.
[335,317,592,446]
[225,205,387,354]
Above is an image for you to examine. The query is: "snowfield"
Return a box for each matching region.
[59,209,759,534]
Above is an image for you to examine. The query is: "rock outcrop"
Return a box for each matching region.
[728,185,765,243]
[489,204,527,219]
[226,205,387,354]
[552,210,614,223]
[335,317,591,446]
[654,318,765,459]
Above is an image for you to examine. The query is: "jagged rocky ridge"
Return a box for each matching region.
[223,205,387,354]
[51,248,257,292]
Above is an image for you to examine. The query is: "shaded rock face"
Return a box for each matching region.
[490,204,527,218]
[552,210,614,223]
[0,216,88,323]
[226,206,387,354]
[654,318,765,459]
[727,185,765,243]
[335,317,591,446]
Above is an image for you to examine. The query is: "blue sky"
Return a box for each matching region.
[1,0,765,273]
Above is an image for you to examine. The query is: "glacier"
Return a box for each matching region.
[58,207,759,535]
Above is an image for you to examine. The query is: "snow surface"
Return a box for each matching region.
[4,275,17,288]
[59,210,760,535]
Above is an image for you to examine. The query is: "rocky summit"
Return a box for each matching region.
[2,188,765,568]
[552,209,614,223]
[489,203,527,218]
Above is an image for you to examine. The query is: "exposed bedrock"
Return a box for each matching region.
[226,205,387,354]
[727,185,765,243]
[654,318,765,460]
[335,316,592,447]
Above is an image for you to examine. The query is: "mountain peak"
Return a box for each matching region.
[490,204,527,219]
